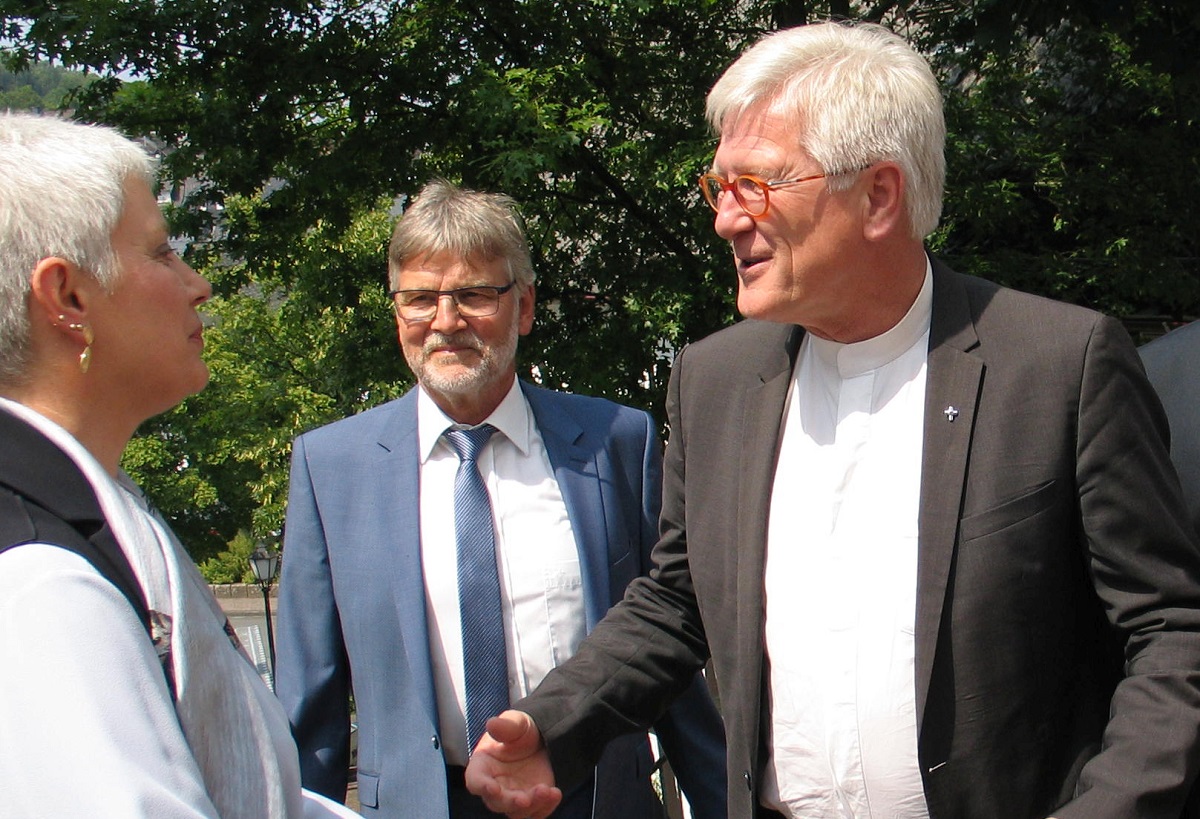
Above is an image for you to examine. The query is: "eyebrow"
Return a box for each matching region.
[710,163,782,179]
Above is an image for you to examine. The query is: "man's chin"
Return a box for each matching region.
[420,365,491,396]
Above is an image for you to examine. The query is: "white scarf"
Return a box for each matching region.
[0,398,305,818]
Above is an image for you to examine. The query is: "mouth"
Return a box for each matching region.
[737,255,771,280]
[429,346,478,359]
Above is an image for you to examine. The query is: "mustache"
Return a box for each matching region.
[423,330,483,354]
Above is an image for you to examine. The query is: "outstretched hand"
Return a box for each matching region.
[464,710,562,819]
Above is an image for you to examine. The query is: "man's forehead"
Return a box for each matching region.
[397,251,506,280]
[713,101,809,169]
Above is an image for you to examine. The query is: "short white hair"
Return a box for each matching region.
[706,22,945,239]
[0,112,155,385]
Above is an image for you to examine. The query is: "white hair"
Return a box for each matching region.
[706,22,945,239]
[0,112,155,385]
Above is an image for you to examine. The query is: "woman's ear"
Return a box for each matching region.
[28,256,93,326]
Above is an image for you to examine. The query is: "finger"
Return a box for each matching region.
[524,785,563,819]
[485,709,537,745]
[478,785,531,816]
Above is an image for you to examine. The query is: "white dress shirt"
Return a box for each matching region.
[417,379,585,766]
[761,263,934,818]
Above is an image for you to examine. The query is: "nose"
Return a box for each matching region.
[187,261,213,305]
[712,194,755,241]
[429,293,468,333]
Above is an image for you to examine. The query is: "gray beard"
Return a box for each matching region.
[406,321,519,397]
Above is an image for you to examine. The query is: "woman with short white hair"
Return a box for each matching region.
[0,112,355,818]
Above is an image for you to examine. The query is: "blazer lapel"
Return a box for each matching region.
[914,262,983,734]
[735,325,805,727]
[523,386,610,631]
[374,395,441,726]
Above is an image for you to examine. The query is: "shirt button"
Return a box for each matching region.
[743,770,752,792]
[431,735,440,750]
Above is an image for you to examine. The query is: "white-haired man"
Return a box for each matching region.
[467,22,1200,819]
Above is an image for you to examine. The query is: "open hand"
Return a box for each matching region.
[464,710,562,819]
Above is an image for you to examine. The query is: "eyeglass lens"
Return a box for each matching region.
[701,175,771,216]
[396,287,504,320]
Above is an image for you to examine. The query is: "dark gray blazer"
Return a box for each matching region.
[521,259,1200,819]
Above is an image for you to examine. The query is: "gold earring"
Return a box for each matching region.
[61,318,94,374]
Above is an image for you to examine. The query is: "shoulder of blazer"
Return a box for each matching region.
[296,389,419,450]
[522,381,650,435]
[673,319,801,394]
[931,256,1108,357]
[685,318,799,357]
[1141,320,1200,385]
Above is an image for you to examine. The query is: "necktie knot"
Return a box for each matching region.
[444,424,496,463]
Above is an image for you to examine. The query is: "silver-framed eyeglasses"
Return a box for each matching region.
[388,282,516,322]
[699,170,843,218]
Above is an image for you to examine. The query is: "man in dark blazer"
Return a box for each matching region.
[1141,320,1200,537]
[274,180,726,819]
[1142,322,1200,819]
[465,22,1200,819]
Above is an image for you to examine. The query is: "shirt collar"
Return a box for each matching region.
[416,377,533,462]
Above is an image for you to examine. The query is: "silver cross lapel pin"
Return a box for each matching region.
[944,405,959,422]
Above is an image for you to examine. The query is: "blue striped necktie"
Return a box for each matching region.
[443,425,509,753]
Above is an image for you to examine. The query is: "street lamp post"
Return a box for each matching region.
[248,542,281,674]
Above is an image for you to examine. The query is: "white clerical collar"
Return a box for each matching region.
[808,257,934,378]
[416,377,532,462]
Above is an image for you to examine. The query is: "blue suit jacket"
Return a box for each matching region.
[276,382,726,818]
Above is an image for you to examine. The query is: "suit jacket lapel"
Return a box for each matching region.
[374,393,441,726]
[523,385,610,631]
[914,261,983,732]
[735,324,804,751]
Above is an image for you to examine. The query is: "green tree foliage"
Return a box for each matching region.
[0,60,92,109]
[197,529,260,585]
[933,24,1200,320]
[887,0,1200,322]
[2,0,1196,558]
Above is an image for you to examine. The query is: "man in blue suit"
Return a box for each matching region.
[275,179,726,819]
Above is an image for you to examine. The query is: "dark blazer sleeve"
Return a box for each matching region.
[1140,321,1200,538]
[518,351,717,792]
[630,408,728,819]
[275,432,354,801]
[1053,315,1200,817]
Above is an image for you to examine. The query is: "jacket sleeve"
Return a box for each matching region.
[518,359,713,792]
[275,434,354,802]
[1055,316,1200,817]
[634,408,729,818]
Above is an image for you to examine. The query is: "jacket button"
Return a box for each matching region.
[743,770,752,792]
[432,735,440,750]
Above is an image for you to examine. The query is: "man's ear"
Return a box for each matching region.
[27,256,93,327]
[861,162,907,242]
[517,284,536,336]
